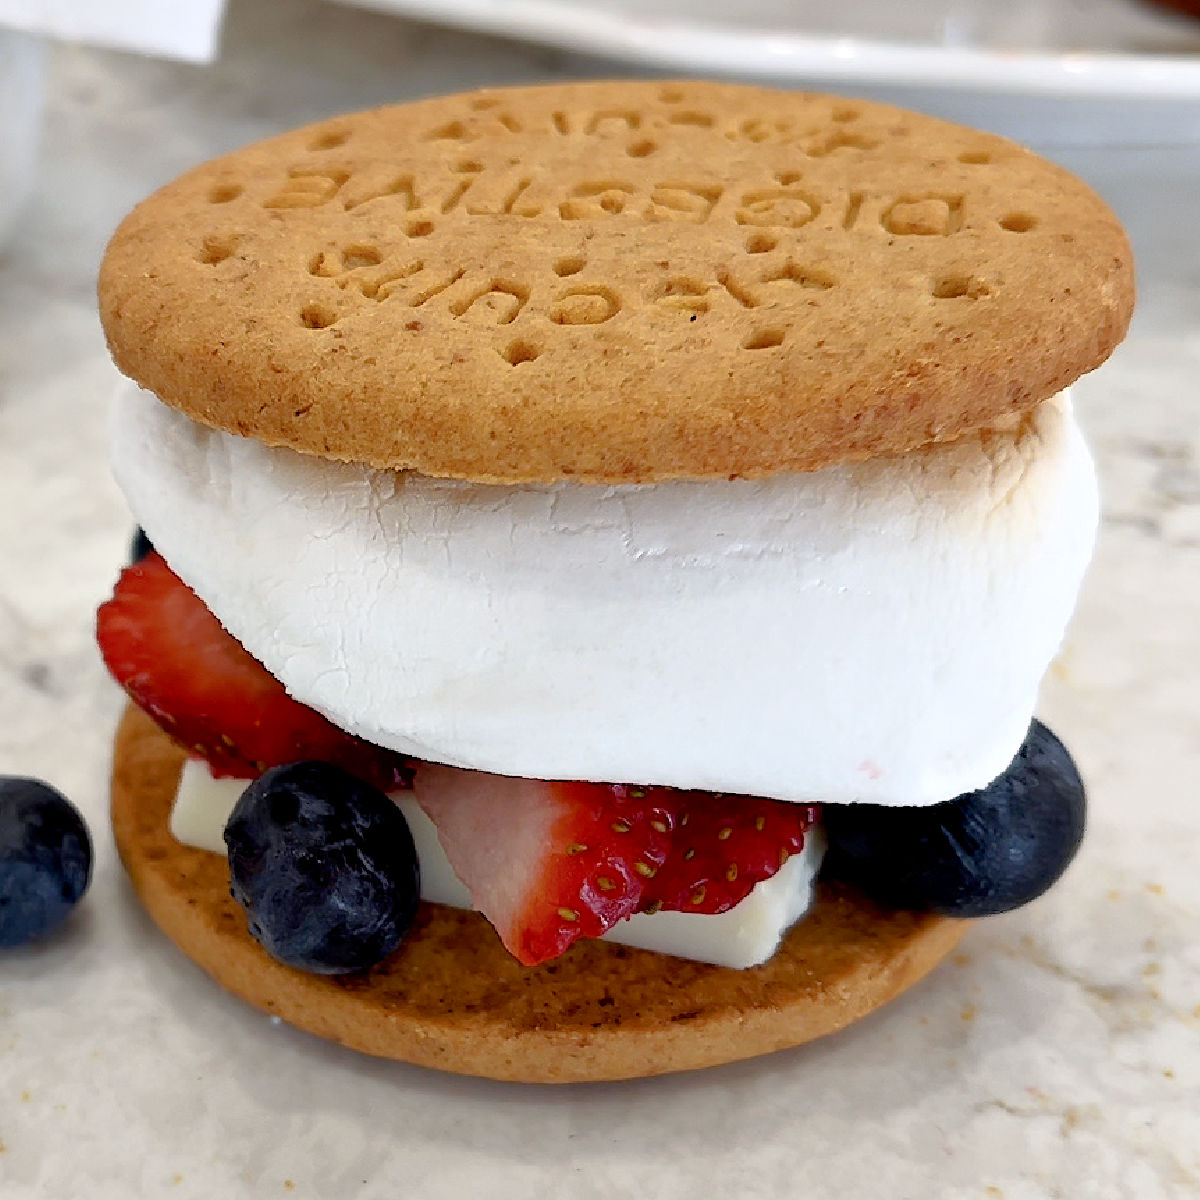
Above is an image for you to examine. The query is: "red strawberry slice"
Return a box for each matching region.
[642,793,819,915]
[414,764,820,965]
[96,551,409,791]
[414,765,676,966]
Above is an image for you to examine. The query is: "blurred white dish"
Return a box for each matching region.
[332,0,1200,143]
[0,0,227,61]
[0,29,44,251]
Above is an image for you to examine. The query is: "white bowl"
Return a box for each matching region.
[0,29,45,251]
[333,0,1200,145]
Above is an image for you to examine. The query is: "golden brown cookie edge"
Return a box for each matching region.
[111,703,966,1083]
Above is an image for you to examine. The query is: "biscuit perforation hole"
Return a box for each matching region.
[736,117,795,144]
[808,130,880,157]
[343,174,415,213]
[669,111,715,128]
[425,120,467,141]
[450,280,530,325]
[585,110,641,134]
[309,129,349,151]
[409,268,466,308]
[554,254,586,277]
[300,303,339,329]
[341,245,382,269]
[831,105,861,123]
[550,286,621,325]
[353,260,424,301]
[656,277,708,298]
[932,275,990,300]
[439,162,482,213]
[746,233,777,254]
[716,270,758,308]
[207,183,243,204]
[842,192,865,230]
[881,195,963,236]
[737,187,820,229]
[958,150,992,165]
[658,86,685,103]
[647,183,722,223]
[627,139,657,158]
[742,329,784,350]
[471,96,499,111]
[265,169,350,209]
[197,236,238,266]
[310,247,402,284]
[560,182,635,220]
[653,277,711,315]
[502,339,540,366]
[765,261,835,291]
[1000,212,1038,233]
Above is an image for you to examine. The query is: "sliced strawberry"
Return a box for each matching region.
[643,793,819,915]
[414,764,821,965]
[96,551,409,791]
[414,765,676,966]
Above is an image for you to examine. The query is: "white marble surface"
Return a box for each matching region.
[0,1,1197,1196]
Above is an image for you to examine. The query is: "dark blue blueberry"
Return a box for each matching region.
[224,761,419,974]
[129,527,154,564]
[0,778,93,947]
[823,720,1086,918]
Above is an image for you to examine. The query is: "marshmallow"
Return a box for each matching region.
[111,381,1096,806]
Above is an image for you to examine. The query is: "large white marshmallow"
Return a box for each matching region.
[111,381,1097,806]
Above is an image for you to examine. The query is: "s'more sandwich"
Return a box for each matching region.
[96,82,1132,1082]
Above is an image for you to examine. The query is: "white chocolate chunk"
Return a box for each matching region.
[170,758,822,969]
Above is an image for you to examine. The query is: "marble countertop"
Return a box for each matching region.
[0,1,1197,1196]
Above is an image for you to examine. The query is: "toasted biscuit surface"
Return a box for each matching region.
[98,82,1133,483]
[112,705,966,1082]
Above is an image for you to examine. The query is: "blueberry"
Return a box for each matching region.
[823,720,1086,918]
[224,761,419,974]
[0,778,93,947]
[129,527,153,563]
